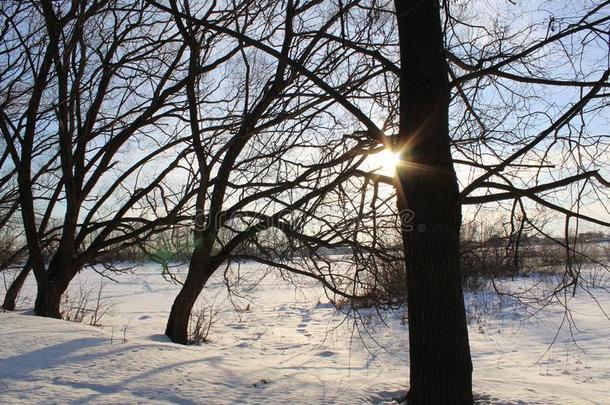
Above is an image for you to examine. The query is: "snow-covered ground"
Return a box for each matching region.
[1,263,609,404]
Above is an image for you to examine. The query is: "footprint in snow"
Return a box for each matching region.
[250,379,269,388]
[317,350,335,358]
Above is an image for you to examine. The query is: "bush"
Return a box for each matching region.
[460,246,515,291]
[61,280,114,326]
[332,257,407,310]
[189,302,219,345]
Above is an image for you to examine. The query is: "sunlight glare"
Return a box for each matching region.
[373,149,401,176]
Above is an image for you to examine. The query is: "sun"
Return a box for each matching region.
[371,149,401,176]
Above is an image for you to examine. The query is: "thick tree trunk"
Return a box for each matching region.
[34,278,67,318]
[165,255,214,344]
[33,260,75,318]
[2,264,31,311]
[393,0,473,403]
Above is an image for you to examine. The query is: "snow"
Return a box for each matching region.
[1,262,609,404]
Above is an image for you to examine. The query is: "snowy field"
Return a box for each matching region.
[1,262,610,404]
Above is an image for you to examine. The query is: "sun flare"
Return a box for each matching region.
[372,149,401,176]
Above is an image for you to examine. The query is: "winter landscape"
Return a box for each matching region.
[1,0,609,403]
[2,258,610,404]
[0,252,610,404]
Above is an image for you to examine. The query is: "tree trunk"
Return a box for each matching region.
[165,255,213,344]
[2,264,31,311]
[33,260,75,318]
[34,277,67,318]
[393,0,473,403]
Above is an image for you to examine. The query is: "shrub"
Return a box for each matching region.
[189,302,219,345]
[61,280,114,326]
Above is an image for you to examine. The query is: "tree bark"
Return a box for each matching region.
[33,278,67,318]
[393,0,473,403]
[33,260,75,318]
[165,252,214,344]
[2,264,31,311]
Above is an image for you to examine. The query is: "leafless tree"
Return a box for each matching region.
[0,0,206,317]
[147,0,401,344]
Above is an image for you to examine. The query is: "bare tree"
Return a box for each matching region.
[146,0,402,343]
[0,0,206,317]
[335,1,609,402]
